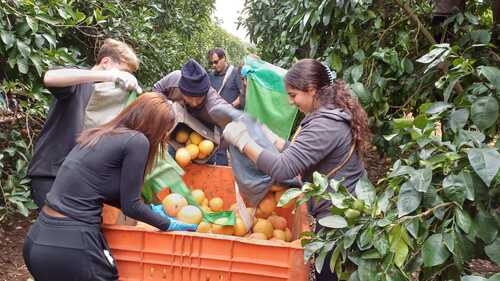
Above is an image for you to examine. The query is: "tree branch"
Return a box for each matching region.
[398,202,454,224]
[393,0,436,45]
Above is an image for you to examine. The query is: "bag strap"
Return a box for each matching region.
[217,65,234,95]
[291,125,356,179]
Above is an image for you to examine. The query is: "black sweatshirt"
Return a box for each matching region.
[46,130,170,230]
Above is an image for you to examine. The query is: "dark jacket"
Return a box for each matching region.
[256,107,366,218]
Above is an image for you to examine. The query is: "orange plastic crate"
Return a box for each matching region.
[102,164,310,281]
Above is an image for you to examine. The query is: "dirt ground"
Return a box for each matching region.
[0,213,35,281]
[0,149,390,281]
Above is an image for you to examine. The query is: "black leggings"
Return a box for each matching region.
[23,211,118,281]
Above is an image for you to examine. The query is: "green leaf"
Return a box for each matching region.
[484,238,500,264]
[397,181,422,217]
[330,192,348,209]
[313,172,328,190]
[277,188,302,207]
[34,34,45,48]
[351,64,363,82]
[448,108,469,133]
[1,30,15,49]
[443,174,467,204]
[393,238,409,268]
[426,102,452,115]
[408,168,432,193]
[315,248,328,273]
[476,210,499,243]
[422,234,450,267]
[26,16,38,33]
[30,55,43,77]
[389,160,415,178]
[17,57,29,74]
[392,118,413,129]
[443,77,459,102]
[350,82,371,106]
[471,96,498,131]
[357,259,377,281]
[304,241,324,262]
[344,225,363,249]
[354,175,375,206]
[377,189,394,213]
[42,34,57,49]
[16,40,31,58]
[318,215,348,229]
[467,148,500,187]
[455,208,472,234]
[478,66,500,90]
[462,276,488,281]
[373,232,389,255]
[417,47,447,64]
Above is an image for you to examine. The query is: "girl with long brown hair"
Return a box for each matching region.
[223,59,371,281]
[23,92,196,281]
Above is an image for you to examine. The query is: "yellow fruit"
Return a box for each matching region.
[257,193,276,218]
[175,129,189,144]
[185,144,200,160]
[271,185,285,192]
[197,152,208,159]
[198,140,215,156]
[191,189,206,205]
[175,148,191,167]
[201,198,209,207]
[272,229,286,241]
[189,131,203,145]
[233,217,249,236]
[267,215,287,230]
[284,228,292,242]
[211,217,234,235]
[209,197,224,212]
[176,205,203,225]
[197,221,211,233]
[162,193,188,217]
[201,205,212,213]
[252,218,274,239]
[249,232,268,240]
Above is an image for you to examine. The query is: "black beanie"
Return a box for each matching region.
[179,59,210,97]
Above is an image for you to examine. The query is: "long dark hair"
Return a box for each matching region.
[78,92,175,174]
[285,58,371,157]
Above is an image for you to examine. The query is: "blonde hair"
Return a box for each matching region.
[97,38,140,73]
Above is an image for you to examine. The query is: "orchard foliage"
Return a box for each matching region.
[243,0,500,280]
[0,0,247,219]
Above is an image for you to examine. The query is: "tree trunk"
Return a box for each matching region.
[493,0,500,47]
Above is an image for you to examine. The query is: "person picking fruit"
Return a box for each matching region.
[23,93,196,281]
[153,59,234,165]
[222,59,371,281]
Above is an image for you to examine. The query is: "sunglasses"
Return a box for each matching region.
[210,59,220,65]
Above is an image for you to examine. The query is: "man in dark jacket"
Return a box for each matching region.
[152,59,233,165]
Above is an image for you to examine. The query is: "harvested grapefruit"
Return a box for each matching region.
[191,189,206,205]
[185,144,200,160]
[198,140,215,156]
[175,129,189,144]
[252,218,274,239]
[209,197,224,212]
[175,148,191,167]
[189,131,203,145]
[162,193,188,217]
[176,205,203,224]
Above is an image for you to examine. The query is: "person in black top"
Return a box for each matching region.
[23,92,197,281]
[28,38,142,208]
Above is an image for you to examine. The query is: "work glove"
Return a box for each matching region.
[151,204,171,219]
[261,124,280,145]
[109,69,143,93]
[150,204,197,232]
[166,218,197,232]
[223,121,252,151]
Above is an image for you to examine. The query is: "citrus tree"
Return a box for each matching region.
[0,0,248,219]
[242,0,500,279]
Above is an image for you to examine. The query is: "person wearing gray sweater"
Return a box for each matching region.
[222,58,371,281]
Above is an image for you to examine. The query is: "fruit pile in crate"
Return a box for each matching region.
[138,185,296,242]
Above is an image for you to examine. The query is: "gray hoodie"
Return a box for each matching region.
[256,107,366,218]
[152,70,232,128]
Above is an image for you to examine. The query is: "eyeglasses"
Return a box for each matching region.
[210,59,220,65]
